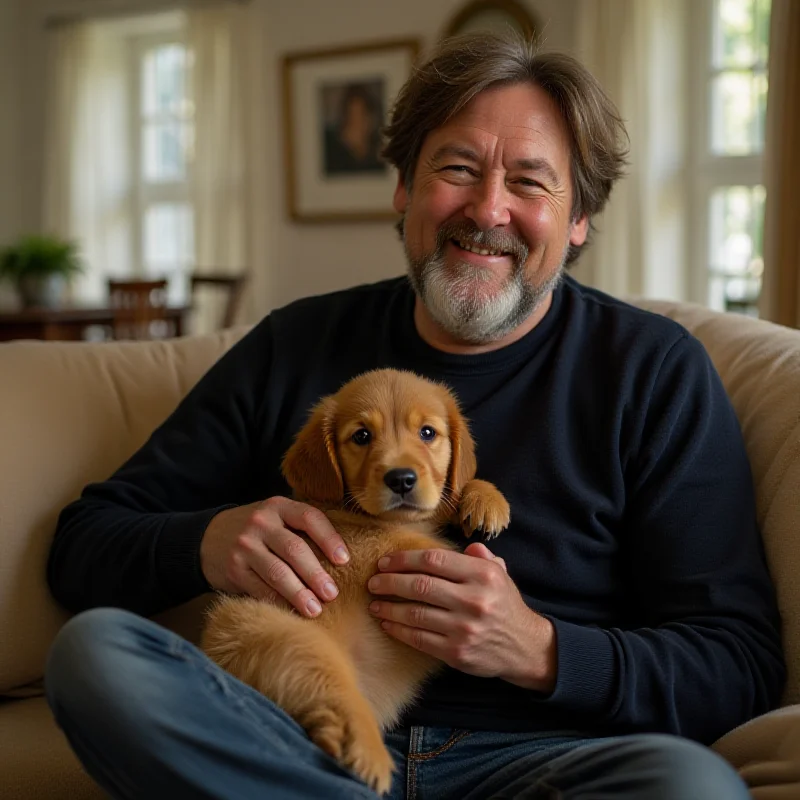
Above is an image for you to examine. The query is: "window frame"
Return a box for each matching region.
[687,0,767,312]
[127,29,195,284]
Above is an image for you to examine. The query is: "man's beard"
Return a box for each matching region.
[405,220,567,345]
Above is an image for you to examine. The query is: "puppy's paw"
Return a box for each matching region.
[459,479,510,540]
[303,703,394,795]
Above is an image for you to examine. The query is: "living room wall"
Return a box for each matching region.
[0,1,22,240]
[6,0,576,322]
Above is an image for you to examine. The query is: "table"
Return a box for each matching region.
[0,304,191,342]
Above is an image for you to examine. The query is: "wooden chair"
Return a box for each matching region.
[107,279,173,341]
[189,271,249,331]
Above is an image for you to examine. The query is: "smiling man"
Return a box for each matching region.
[399,82,586,350]
[44,33,783,800]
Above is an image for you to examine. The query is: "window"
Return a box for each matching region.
[690,0,771,316]
[130,33,195,300]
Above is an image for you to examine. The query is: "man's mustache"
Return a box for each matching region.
[435,221,529,266]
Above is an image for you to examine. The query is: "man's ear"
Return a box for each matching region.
[281,397,343,504]
[393,173,409,215]
[570,214,589,247]
[445,392,477,500]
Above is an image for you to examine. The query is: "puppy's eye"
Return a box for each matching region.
[419,426,437,442]
[351,428,371,446]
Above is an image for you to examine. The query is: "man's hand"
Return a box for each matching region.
[367,542,557,692]
[200,497,350,618]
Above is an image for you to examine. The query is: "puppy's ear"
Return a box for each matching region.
[445,392,477,499]
[281,396,343,504]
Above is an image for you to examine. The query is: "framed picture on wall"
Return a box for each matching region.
[282,39,419,223]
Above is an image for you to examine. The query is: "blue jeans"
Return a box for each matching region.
[45,608,749,799]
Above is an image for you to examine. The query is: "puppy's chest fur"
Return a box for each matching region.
[305,510,458,727]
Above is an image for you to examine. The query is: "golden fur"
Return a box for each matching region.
[201,369,510,793]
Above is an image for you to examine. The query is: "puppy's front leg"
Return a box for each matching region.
[202,596,395,795]
[458,479,510,539]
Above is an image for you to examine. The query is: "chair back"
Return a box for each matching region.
[190,272,248,331]
[107,279,171,341]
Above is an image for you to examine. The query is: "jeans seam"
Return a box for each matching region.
[408,729,474,762]
[407,726,423,800]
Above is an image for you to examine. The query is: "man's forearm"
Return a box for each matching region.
[48,498,217,617]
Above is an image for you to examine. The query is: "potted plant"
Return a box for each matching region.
[0,234,84,308]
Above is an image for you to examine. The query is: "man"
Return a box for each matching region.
[45,33,783,799]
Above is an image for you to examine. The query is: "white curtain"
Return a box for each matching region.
[42,4,250,329]
[571,0,688,301]
[43,21,133,303]
[187,3,249,334]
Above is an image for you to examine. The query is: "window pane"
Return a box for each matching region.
[142,44,190,117]
[708,185,765,314]
[714,0,757,69]
[143,203,194,274]
[143,122,194,182]
[754,0,772,65]
[710,71,764,155]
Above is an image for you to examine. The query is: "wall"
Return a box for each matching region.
[0,0,22,244]
[11,0,576,321]
[0,0,23,305]
[254,0,575,315]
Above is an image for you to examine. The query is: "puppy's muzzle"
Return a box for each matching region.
[383,468,417,497]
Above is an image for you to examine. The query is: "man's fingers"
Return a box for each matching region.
[246,542,326,618]
[464,542,508,572]
[237,570,293,611]
[378,620,447,658]
[369,600,452,634]
[265,497,350,565]
[368,572,457,609]
[256,520,340,605]
[376,548,493,581]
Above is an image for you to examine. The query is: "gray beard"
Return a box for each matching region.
[405,223,567,345]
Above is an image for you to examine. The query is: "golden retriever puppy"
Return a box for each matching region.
[201,369,510,794]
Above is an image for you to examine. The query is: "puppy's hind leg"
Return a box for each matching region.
[201,596,395,795]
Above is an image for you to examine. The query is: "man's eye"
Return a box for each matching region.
[419,426,437,442]
[351,428,371,446]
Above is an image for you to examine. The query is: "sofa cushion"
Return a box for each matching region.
[713,705,800,798]
[634,300,800,706]
[0,328,248,694]
[0,696,104,798]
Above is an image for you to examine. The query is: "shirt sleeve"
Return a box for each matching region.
[46,321,273,618]
[531,333,786,744]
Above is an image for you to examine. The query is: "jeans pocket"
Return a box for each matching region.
[408,728,474,762]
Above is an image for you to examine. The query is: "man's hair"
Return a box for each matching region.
[382,33,629,266]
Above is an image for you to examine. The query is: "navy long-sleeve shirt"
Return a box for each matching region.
[48,275,785,744]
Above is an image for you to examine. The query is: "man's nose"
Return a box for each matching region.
[464,172,511,230]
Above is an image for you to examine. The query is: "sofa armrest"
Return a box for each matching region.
[714,705,800,798]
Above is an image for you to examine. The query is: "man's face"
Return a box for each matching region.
[394,82,588,345]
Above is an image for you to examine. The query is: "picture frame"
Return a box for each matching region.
[282,38,420,223]
[443,0,539,41]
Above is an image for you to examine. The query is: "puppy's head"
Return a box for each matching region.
[281,369,476,520]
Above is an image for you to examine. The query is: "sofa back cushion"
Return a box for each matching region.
[0,328,248,694]
[635,300,800,706]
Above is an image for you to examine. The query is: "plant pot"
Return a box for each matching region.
[17,274,67,308]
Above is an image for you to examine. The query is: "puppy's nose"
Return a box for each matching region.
[384,468,417,496]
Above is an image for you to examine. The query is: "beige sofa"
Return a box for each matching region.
[2,299,800,798]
